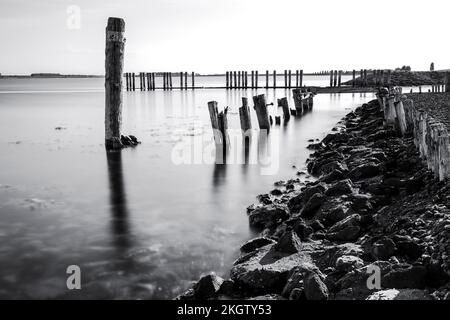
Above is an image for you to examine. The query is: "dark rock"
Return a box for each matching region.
[193,273,224,299]
[382,265,428,289]
[327,214,361,241]
[301,193,325,218]
[325,179,356,197]
[372,238,397,260]
[274,231,301,254]
[335,255,364,272]
[289,288,305,300]
[310,220,325,231]
[287,184,326,213]
[218,279,235,296]
[270,189,283,196]
[348,162,381,181]
[394,237,423,259]
[240,237,276,254]
[257,194,272,205]
[320,169,346,183]
[248,205,289,230]
[304,272,329,300]
[293,222,314,240]
[366,289,432,300]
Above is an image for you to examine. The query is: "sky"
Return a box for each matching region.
[0,0,449,75]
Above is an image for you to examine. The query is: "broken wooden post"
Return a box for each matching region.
[239,97,252,132]
[253,94,270,131]
[105,17,125,150]
[292,88,302,113]
[278,97,290,122]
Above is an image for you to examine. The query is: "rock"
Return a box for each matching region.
[372,238,397,260]
[327,214,361,241]
[322,132,350,145]
[394,237,423,259]
[270,189,283,196]
[240,237,276,254]
[274,231,301,254]
[289,288,305,300]
[193,273,224,299]
[382,265,428,289]
[230,243,319,295]
[315,161,347,177]
[301,193,325,218]
[257,194,272,205]
[248,205,289,230]
[304,273,329,300]
[325,179,356,197]
[310,220,325,231]
[348,162,381,180]
[320,169,346,183]
[366,289,432,300]
[281,266,313,298]
[336,255,364,272]
[248,294,285,300]
[293,222,313,240]
[287,184,326,213]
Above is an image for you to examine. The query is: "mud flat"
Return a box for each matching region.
[177,94,450,301]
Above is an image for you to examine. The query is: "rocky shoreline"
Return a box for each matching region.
[178,97,450,300]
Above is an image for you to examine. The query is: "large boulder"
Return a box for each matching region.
[248,205,289,230]
[301,193,325,218]
[336,255,364,272]
[240,237,276,254]
[273,231,302,254]
[304,272,329,300]
[193,273,224,299]
[230,243,319,295]
[287,184,326,213]
[366,289,432,300]
[382,265,428,289]
[325,179,356,197]
[372,237,397,260]
[327,214,361,242]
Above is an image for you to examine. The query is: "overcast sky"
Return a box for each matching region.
[1,0,448,74]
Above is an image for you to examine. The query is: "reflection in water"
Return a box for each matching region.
[106,150,131,250]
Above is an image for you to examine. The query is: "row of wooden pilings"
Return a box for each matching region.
[376,87,450,181]
[124,72,196,91]
[208,89,314,149]
[225,70,304,89]
[348,69,393,88]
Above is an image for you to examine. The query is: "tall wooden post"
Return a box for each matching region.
[251,71,255,89]
[266,70,269,89]
[288,70,292,88]
[184,72,188,89]
[233,71,236,89]
[352,70,356,87]
[292,88,302,112]
[170,72,173,90]
[300,70,303,88]
[278,97,290,122]
[180,72,183,90]
[253,94,270,131]
[244,71,248,88]
[105,17,125,150]
[273,70,276,88]
[239,97,252,132]
[333,70,338,87]
[330,70,333,87]
[255,71,259,88]
[296,70,299,88]
[284,70,287,88]
[191,72,195,89]
[338,70,342,87]
[238,71,241,89]
[226,71,229,89]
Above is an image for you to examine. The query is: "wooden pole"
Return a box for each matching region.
[191,72,195,89]
[292,88,302,113]
[278,97,290,122]
[208,101,220,143]
[266,70,269,89]
[352,70,356,87]
[296,70,299,88]
[338,70,342,87]
[226,71,229,89]
[284,70,287,88]
[273,70,276,88]
[239,97,252,132]
[330,70,333,87]
[251,71,254,89]
[180,72,183,90]
[238,71,241,89]
[300,70,303,88]
[244,71,248,88]
[288,70,292,88]
[152,73,155,90]
[360,69,363,87]
[253,94,270,131]
[255,71,259,88]
[333,70,338,87]
[170,72,173,90]
[446,72,450,92]
[105,17,125,150]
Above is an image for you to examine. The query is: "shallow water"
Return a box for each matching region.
[0,76,375,299]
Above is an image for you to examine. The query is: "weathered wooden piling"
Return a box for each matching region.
[333,70,338,87]
[208,101,228,152]
[191,72,195,89]
[273,70,276,88]
[288,70,292,88]
[239,97,252,132]
[233,71,237,89]
[251,71,254,89]
[338,70,342,87]
[266,70,269,89]
[105,17,125,150]
[244,71,248,88]
[364,69,368,87]
[183,72,187,89]
[238,71,241,89]
[284,70,288,88]
[299,70,303,88]
[278,97,290,122]
[352,70,356,87]
[255,71,259,88]
[225,71,229,89]
[292,88,302,112]
[295,70,299,88]
[253,94,270,131]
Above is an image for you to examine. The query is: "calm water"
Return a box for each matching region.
[0,76,375,299]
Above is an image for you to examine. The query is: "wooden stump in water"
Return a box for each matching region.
[239,97,252,132]
[292,88,302,113]
[278,97,290,122]
[253,94,270,131]
[105,17,125,150]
